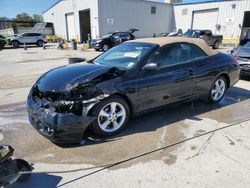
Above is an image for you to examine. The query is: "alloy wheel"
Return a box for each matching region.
[37,41,44,47]
[211,78,226,101]
[103,44,109,51]
[98,102,126,133]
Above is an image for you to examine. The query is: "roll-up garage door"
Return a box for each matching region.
[192,9,219,33]
[66,13,76,41]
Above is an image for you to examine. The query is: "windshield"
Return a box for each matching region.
[244,42,250,47]
[234,47,250,58]
[183,30,200,38]
[93,42,156,70]
[102,33,113,38]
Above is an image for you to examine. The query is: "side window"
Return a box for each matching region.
[121,32,130,38]
[22,33,31,37]
[113,33,121,38]
[181,43,207,60]
[147,43,207,68]
[31,33,41,37]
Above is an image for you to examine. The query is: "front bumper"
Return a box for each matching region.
[94,43,102,50]
[27,94,95,144]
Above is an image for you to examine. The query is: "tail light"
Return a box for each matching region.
[231,57,239,64]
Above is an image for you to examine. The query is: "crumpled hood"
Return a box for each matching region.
[36,63,112,93]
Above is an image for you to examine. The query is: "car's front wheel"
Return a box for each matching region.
[90,96,130,136]
[102,44,110,51]
[208,76,227,103]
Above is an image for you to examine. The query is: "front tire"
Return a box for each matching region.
[90,96,130,136]
[102,43,110,52]
[208,76,227,103]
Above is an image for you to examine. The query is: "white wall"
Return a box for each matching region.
[98,0,174,38]
[43,0,74,39]
[73,0,99,39]
[174,0,250,38]
[43,0,99,40]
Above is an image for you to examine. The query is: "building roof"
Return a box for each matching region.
[175,0,235,6]
[43,0,170,14]
[128,37,216,56]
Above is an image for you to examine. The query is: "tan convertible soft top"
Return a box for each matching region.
[127,37,216,56]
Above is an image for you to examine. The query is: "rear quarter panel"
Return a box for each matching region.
[192,52,239,96]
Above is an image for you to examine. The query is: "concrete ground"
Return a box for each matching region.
[0,44,250,188]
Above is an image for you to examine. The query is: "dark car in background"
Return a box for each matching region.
[183,29,223,49]
[232,45,250,77]
[91,29,138,51]
[156,32,169,37]
[27,37,240,144]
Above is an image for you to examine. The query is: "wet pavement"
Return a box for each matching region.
[0,44,250,187]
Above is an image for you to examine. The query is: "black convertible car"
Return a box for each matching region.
[27,37,240,144]
[91,29,138,51]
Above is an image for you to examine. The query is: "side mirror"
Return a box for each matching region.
[142,63,159,71]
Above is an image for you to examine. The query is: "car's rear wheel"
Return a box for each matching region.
[90,96,130,136]
[12,41,20,48]
[212,41,220,49]
[0,40,4,50]
[15,159,32,182]
[102,44,110,51]
[37,40,44,47]
[208,76,227,103]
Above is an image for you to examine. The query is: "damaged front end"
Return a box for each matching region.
[26,64,123,143]
[27,83,110,144]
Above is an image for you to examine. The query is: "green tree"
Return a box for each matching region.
[15,13,34,27]
[32,14,43,22]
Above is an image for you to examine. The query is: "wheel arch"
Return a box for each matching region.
[215,73,230,88]
[11,40,20,45]
[111,93,134,115]
[37,39,44,43]
[87,93,134,116]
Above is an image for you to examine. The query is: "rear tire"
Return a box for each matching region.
[37,40,44,47]
[15,159,32,182]
[0,40,4,50]
[212,41,220,49]
[90,96,130,136]
[208,76,227,103]
[12,41,20,48]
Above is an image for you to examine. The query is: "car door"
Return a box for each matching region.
[112,33,122,46]
[134,43,197,111]
[30,33,41,43]
[201,31,213,45]
[19,33,29,43]
[120,32,132,42]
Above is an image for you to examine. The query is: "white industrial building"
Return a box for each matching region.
[174,0,250,39]
[43,0,174,42]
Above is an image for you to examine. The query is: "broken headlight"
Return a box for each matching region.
[47,100,83,116]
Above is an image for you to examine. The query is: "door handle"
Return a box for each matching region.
[188,68,193,76]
